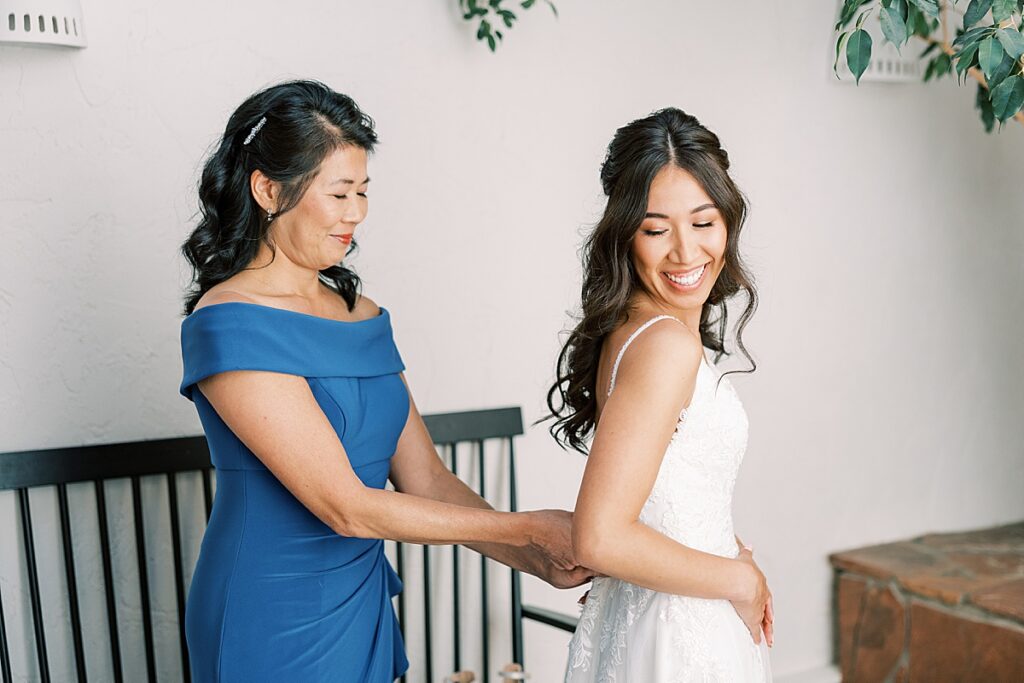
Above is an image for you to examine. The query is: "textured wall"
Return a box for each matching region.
[1,0,1023,681]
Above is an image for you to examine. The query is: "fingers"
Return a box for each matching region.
[764,594,775,647]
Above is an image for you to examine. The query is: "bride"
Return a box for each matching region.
[546,108,773,682]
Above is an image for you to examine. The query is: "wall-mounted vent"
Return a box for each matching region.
[0,0,86,48]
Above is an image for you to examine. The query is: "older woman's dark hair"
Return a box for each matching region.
[545,108,758,453]
[181,79,377,315]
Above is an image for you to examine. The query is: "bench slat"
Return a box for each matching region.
[57,483,87,682]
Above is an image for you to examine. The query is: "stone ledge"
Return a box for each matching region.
[830,521,1024,619]
[830,521,1024,683]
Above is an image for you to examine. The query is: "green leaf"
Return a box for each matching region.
[991,74,1024,120]
[979,36,1006,81]
[992,0,1016,22]
[908,0,940,18]
[544,0,558,18]
[881,7,909,47]
[964,0,993,26]
[935,52,953,78]
[976,82,997,131]
[997,27,1024,59]
[956,43,980,83]
[521,0,536,7]
[920,41,940,57]
[834,31,851,77]
[924,57,938,80]
[836,0,872,29]
[907,6,933,36]
[847,29,873,83]
[988,49,1016,87]
[953,25,994,49]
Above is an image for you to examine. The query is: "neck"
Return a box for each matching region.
[245,242,324,301]
[632,293,703,334]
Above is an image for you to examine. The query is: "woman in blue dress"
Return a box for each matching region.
[178,80,590,682]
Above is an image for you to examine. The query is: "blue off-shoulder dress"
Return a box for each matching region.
[179,302,410,683]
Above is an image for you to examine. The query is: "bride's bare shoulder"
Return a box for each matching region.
[610,317,703,389]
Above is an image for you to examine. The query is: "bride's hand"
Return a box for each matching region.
[731,547,771,646]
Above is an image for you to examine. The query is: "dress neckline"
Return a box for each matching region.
[186,301,388,326]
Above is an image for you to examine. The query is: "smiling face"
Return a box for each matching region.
[631,164,727,316]
[266,145,369,270]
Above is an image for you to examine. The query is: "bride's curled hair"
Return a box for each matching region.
[182,80,378,315]
[545,108,758,454]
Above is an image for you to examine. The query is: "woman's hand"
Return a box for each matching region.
[525,509,578,570]
[731,547,772,646]
[517,509,597,589]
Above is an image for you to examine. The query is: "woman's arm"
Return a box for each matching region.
[572,323,766,605]
[387,375,592,588]
[198,369,568,556]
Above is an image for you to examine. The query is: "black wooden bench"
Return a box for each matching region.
[0,407,577,683]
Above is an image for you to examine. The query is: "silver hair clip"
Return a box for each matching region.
[243,116,267,145]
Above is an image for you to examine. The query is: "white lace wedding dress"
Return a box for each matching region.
[564,316,772,682]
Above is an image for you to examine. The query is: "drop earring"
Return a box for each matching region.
[267,209,275,222]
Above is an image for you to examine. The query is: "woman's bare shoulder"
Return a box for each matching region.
[351,294,381,319]
[613,317,703,384]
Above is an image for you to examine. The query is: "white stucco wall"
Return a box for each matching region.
[2,1,1022,681]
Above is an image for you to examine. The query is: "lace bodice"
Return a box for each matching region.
[640,353,748,558]
[565,316,769,683]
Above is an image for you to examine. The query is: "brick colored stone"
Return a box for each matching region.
[831,524,1024,617]
[917,522,1024,553]
[837,574,868,680]
[969,578,1024,623]
[829,542,942,582]
[836,576,905,683]
[909,601,1024,682]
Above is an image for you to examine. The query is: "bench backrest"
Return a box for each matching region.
[0,406,576,683]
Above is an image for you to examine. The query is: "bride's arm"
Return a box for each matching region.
[572,322,764,605]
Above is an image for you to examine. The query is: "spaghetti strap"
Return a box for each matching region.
[607,315,687,396]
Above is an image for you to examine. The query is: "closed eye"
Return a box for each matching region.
[642,229,668,236]
[694,222,713,228]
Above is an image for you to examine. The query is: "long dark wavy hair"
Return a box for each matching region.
[181,80,378,315]
[545,108,758,453]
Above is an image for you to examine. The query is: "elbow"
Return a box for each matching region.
[324,489,370,538]
[330,512,359,538]
[572,521,611,572]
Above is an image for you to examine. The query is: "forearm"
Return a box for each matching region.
[577,521,754,602]
[338,483,535,549]
[409,468,539,573]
